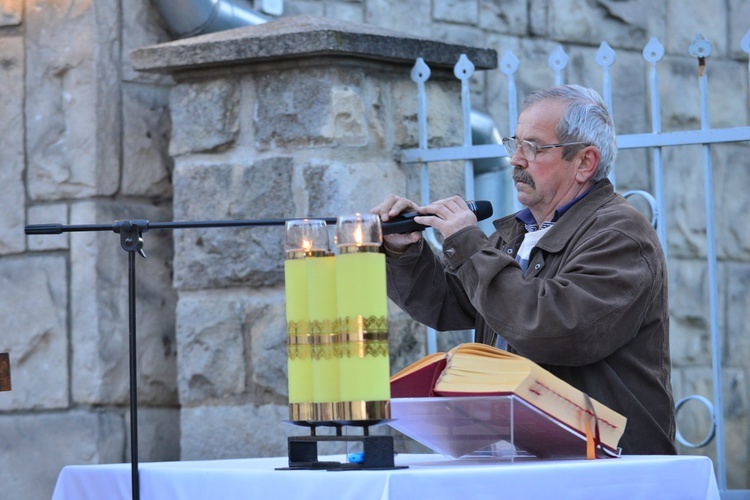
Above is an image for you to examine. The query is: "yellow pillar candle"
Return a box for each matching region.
[306,254,340,421]
[335,214,391,422]
[284,255,313,420]
[284,219,328,422]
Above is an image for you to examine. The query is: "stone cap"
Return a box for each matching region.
[130,14,497,74]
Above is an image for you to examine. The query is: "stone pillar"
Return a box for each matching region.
[131,14,496,460]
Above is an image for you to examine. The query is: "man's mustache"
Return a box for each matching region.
[512,168,535,188]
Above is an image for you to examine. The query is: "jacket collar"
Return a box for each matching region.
[494,179,616,252]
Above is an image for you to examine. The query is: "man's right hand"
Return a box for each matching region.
[370,194,423,252]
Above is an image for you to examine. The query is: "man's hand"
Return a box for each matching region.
[370,194,423,252]
[415,196,478,239]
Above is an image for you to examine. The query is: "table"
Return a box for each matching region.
[52,453,720,500]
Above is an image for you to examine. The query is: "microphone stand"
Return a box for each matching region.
[25,216,337,500]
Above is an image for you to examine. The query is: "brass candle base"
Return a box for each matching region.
[288,402,316,422]
[287,399,391,426]
[337,400,390,422]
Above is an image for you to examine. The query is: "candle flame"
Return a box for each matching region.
[302,238,313,252]
[354,226,363,246]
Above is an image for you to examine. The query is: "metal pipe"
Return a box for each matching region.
[152,0,271,38]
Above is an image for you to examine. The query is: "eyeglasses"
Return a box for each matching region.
[502,136,589,161]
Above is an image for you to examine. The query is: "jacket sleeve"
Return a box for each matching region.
[385,238,479,332]
[443,222,664,367]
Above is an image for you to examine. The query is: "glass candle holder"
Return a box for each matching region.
[334,214,391,422]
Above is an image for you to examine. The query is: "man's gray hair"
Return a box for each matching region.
[524,84,617,181]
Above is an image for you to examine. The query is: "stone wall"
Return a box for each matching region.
[0,1,178,499]
[0,0,748,498]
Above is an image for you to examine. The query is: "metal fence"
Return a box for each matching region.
[400,31,750,497]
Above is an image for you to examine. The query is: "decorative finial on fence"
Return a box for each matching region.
[548,46,569,85]
[642,37,664,63]
[689,33,712,77]
[742,29,750,54]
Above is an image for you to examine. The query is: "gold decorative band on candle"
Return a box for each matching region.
[311,334,340,361]
[287,333,313,345]
[337,400,391,422]
[286,249,329,260]
[338,245,381,254]
[287,343,312,361]
[309,319,337,336]
[340,340,389,359]
[287,333,312,361]
[288,402,316,422]
[338,315,388,335]
[286,320,310,336]
[339,332,388,343]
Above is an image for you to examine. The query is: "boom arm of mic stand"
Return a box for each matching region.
[23,215,341,500]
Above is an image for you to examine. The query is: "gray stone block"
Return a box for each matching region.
[434,0,479,25]
[0,255,68,410]
[69,201,177,406]
[255,67,369,150]
[122,82,174,196]
[176,291,249,403]
[478,0,527,36]
[546,0,666,51]
[666,0,726,57]
[125,407,181,462]
[0,411,124,500]
[727,263,750,367]
[169,79,240,156]
[172,159,294,290]
[25,1,120,200]
[180,404,299,460]
[0,0,21,26]
[0,36,25,255]
[668,258,724,367]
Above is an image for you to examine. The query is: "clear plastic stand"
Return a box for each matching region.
[389,395,619,460]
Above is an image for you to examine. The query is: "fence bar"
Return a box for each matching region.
[500,49,521,212]
[642,38,668,256]
[596,42,616,188]
[455,55,476,200]
[617,127,750,148]
[690,34,727,491]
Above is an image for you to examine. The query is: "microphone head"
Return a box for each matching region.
[468,200,493,222]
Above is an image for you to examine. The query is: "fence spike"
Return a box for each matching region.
[500,49,519,75]
[642,37,664,63]
[410,57,431,83]
[548,45,568,85]
[453,53,475,81]
[595,41,616,68]
[742,29,750,54]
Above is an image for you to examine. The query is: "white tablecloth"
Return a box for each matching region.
[52,453,720,500]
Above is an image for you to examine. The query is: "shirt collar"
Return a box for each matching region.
[515,182,599,229]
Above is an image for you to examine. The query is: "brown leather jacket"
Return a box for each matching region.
[386,180,676,455]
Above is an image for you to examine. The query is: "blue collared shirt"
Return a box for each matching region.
[515,183,598,231]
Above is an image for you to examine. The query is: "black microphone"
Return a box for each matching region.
[381,200,493,235]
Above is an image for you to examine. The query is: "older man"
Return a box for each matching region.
[372,84,676,455]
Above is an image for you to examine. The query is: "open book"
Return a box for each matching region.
[390,343,627,457]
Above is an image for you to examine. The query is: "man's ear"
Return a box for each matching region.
[575,146,600,183]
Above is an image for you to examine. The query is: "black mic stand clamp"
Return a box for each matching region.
[114,220,149,258]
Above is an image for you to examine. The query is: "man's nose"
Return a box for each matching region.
[510,150,527,168]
